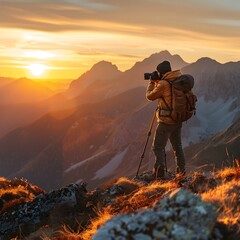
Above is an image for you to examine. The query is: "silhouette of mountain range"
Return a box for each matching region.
[0,78,61,137]
[0,50,239,190]
[0,77,15,88]
[0,78,53,105]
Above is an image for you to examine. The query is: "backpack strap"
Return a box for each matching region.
[161,79,173,111]
[161,96,171,111]
[160,79,181,122]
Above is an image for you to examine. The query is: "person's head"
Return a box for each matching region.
[156,61,172,78]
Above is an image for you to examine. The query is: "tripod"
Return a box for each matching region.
[135,107,159,177]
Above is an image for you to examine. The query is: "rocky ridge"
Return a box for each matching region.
[93,188,219,240]
[0,167,239,239]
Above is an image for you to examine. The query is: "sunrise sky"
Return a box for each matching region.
[0,0,240,79]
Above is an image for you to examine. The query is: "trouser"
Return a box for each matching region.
[152,123,185,173]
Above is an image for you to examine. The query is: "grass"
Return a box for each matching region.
[0,177,44,214]
[62,167,240,239]
[1,167,239,239]
[202,178,240,234]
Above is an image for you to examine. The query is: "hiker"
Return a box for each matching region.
[146,61,187,180]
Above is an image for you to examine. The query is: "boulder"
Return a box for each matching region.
[0,183,87,239]
[93,188,220,240]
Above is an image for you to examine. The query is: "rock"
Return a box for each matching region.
[133,233,152,240]
[186,172,217,193]
[92,188,220,240]
[133,170,155,184]
[0,183,87,239]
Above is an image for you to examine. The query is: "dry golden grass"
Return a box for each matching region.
[59,210,113,240]
[0,178,44,213]
[114,177,143,194]
[214,167,240,181]
[59,181,178,239]
[59,180,179,239]
[104,180,178,215]
[2,167,239,239]
[60,168,240,239]
[202,178,240,234]
[129,181,178,206]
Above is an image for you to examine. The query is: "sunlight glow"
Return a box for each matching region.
[28,63,47,76]
[25,50,54,59]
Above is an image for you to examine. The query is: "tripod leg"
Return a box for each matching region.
[135,107,158,177]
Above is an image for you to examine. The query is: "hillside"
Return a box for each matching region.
[0,87,147,190]
[183,117,240,172]
[158,117,240,187]
[0,167,239,239]
[68,61,122,97]
[0,77,15,87]
[182,58,240,143]
[0,100,239,191]
[0,77,60,137]
[0,78,53,105]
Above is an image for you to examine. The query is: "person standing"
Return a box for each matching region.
[146,61,186,179]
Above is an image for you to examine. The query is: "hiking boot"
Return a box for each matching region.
[152,166,165,180]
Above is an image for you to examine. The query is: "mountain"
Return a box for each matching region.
[183,57,240,102]
[0,78,53,105]
[0,77,15,87]
[105,50,189,98]
[0,103,47,137]
[2,88,238,191]
[181,58,240,144]
[0,78,53,137]
[0,87,147,189]
[0,112,74,189]
[0,51,240,190]
[67,51,188,104]
[0,78,72,137]
[183,117,240,171]
[68,61,122,97]
[33,78,72,92]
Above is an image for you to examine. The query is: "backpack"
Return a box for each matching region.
[161,74,197,123]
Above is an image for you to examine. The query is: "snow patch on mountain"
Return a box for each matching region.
[92,148,129,180]
[65,150,107,173]
[184,96,239,144]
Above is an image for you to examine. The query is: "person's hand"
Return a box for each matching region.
[150,80,155,84]
[150,80,159,85]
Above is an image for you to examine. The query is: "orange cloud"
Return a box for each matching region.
[0,0,239,79]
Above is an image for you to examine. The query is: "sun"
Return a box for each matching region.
[28,63,47,76]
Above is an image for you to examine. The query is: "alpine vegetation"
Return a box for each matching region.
[0,167,239,239]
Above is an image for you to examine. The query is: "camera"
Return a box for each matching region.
[144,71,159,80]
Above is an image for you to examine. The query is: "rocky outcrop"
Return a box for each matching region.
[93,188,220,240]
[0,183,87,240]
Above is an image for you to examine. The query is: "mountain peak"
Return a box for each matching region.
[195,57,220,65]
[149,50,172,58]
[131,50,188,72]
[90,60,120,73]
[68,61,122,96]
[182,57,220,73]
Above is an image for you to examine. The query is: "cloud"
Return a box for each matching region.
[0,0,240,79]
[0,0,239,39]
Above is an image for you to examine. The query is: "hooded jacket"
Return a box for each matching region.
[146,70,182,125]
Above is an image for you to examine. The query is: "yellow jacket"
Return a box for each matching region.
[146,70,182,125]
